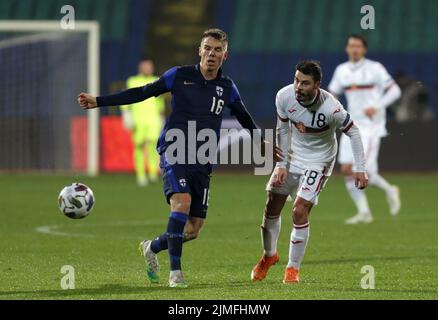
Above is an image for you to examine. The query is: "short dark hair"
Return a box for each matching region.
[140,55,153,62]
[201,28,228,46]
[346,34,368,48]
[296,60,322,82]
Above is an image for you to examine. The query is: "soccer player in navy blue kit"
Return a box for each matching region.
[78,29,278,287]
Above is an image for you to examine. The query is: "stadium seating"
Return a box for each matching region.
[230,0,438,53]
[0,0,129,41]
[219,0,438,119]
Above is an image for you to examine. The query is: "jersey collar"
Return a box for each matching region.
[297,89,320,108]
[195,63,223,81]
[348,57,366,70]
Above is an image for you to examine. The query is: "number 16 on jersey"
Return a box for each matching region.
[211,97,224,115]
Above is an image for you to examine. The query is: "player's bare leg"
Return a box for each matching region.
[283,196,312,284]
[251,192,286,281]
[184,216,204,241]
[342,164,373,224]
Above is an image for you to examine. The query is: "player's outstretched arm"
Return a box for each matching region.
[78,67,177,110]
[77,86,153,109]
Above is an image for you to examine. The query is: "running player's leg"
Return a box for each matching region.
[184,216,204,241]
[148,166,208,256]
[146,216,203,256]
[185,167,209,237]
[166,193,191,287]
[263,192,286,257]
[365,137,401,215]
[251,192,285,281]
[166,166,210,287]
[140,156,191,286]
[283,196,312,283]
[283,169,326,284]
[339,134,372,224]
[251,170,298,281]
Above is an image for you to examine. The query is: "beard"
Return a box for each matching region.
[295,92,309,102]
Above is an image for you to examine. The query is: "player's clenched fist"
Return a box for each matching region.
[77,92,98,109]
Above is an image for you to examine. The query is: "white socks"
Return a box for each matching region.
[287,223,310,269]
[261,216,310,270]
[345,177,371,215]
[368,173,393,195]
[345,173,395,216]
[261,215,281,257]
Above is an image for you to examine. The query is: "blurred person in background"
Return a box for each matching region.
[392,71,434,122]
[328,34,402,224]
[121,57,165,186]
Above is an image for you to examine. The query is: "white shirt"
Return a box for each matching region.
[328,58,399,137]
[276,85,365,175]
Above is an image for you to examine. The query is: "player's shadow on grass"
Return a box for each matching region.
[222,255,424,268]
[304,255,419,265]
[0,281,256,298]
[0,284,181,298]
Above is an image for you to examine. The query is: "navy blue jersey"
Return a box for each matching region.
[97,64,259,166]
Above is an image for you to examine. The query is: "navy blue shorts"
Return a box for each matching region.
[160,155,211,219]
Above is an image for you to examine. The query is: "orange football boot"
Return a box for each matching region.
[251,252,279,281]
[283,267,300,284]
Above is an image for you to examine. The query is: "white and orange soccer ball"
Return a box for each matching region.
[58,183,95,219]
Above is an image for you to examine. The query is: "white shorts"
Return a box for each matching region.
[338,133,381,174]
[266,166,329,205]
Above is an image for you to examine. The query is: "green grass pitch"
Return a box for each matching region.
[1,173,437,300]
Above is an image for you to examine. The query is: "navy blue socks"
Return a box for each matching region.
[166,211,188,271]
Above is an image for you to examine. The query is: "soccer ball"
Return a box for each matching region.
[58,183,95,219]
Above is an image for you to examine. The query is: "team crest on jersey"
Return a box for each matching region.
[295,122,306,133]
[179,179,187,188]
[216,86,223,97]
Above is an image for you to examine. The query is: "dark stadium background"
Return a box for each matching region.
[0,0,437,172]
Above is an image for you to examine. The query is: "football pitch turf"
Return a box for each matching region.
[1,173,437,300]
